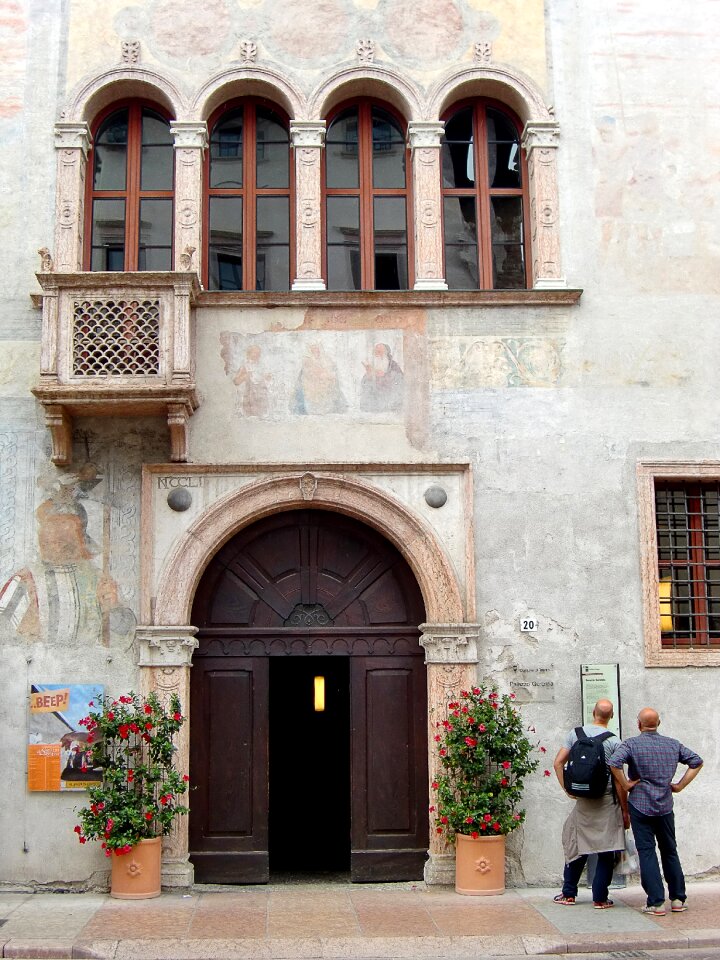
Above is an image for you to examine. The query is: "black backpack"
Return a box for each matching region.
[563,727,614,799]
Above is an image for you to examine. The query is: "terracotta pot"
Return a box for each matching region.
[455,833,506,896]
[110,837,162,899]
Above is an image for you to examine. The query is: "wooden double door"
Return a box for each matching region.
[189,510,429,883]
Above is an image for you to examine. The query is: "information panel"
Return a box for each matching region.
[28,683,103,791]
[580,664,621,738]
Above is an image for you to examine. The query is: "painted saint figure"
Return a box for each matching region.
[233,344,272,418]
[292,342,348,415]
[360,342,404,413]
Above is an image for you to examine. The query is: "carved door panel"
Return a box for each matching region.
[350,656,429,881]
[189,656,269,883]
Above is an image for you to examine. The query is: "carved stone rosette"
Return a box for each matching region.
[137,625,199,888]
[522,120,566,289]
[407,123,448,291]
[290,122,326,290]
[420,622,480,880]
[53,122,91,272]
[171,122,208,272]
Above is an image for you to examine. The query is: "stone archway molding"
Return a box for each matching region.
[153,471,465,626]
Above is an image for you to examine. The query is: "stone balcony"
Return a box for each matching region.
[32,269,200,465]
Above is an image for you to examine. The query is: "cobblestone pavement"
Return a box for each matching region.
[0,879,718,959]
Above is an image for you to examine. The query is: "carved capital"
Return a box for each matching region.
[408,121,445,152]
[171,121,208,151]
[290,121,326,149]
[419,622,481,664]
[522,121,560,152]
[136,625,199,667]
[54,122,91,156]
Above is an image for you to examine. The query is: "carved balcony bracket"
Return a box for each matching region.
[32,271,200,464]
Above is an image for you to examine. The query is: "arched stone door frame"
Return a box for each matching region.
[137,471,480,886]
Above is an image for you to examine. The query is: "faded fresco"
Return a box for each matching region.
[0,463,136,649]
[430,337,563,389]
[219,331,407,420]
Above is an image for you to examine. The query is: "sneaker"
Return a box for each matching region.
[593,899,614,909]
[642,904,667,916]
[671,899,687,912]
[553,894,576,905]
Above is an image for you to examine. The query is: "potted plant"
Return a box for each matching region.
[431,684,545,895]
[73,691,189,898]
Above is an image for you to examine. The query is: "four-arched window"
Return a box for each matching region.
[206,100,292,291]
[85,96,532,290]
[324,102,410,291]
[87,102,174,271]
[442,100,529,290]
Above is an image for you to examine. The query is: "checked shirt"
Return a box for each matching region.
[608,731,702,816]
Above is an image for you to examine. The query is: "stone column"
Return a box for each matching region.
[53,122,91,272]
[408,122,448,291]
[170,122,208,274]
[419,622,482,884]
[521,121,566,289]
[290,121,326,291]
[137,624,199,889]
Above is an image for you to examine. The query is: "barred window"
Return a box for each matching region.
[655,482,720,648]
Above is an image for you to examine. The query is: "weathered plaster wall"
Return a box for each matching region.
[1,0,719,887]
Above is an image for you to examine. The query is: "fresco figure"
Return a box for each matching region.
[0,474,135,647]
[292,342,348,415]
[360,342,405,413]
[233,344,272,418]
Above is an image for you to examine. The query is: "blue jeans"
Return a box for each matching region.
[562,850,615,903]
[629,805,686,906]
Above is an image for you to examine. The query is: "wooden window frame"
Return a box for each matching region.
[85,100,175,272]
[441,98,531,291]
[323,99,414,291]
[637,461,720,666]
[204,98,294,292]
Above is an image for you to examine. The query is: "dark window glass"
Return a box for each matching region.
[209,196,243,290]
[256,197,290,291]
[490,197,525,288]
[371,108,405,188]
[138,198,172,270]
[140,110,174,190]
[486,107,521,189]
[91,199,126,270]
[326,109,360,188]
[442,107,473,189]
[373,197,407,290]
[443,197,478,289]
[210,109,243,188]
[256,107,289,189]
[327,197,360,290]
[93,110,128,191]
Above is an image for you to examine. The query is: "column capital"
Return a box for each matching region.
[290,120,326,148]
[407,121,445,151]
[54,121,91,155]
[522,120,560,152]
[136,625,199,667]
[419,623,481,664]
[170,121,208,150]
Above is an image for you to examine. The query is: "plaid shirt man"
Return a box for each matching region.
[608,732,703,816]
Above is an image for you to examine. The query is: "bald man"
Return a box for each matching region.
[552,700,628,908]
[609,708,703,916]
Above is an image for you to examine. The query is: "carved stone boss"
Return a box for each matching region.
[171,122,208,273]
[407,122,448,291]
[137,625,199,887]
[290,121,326,291]
[521,120,565,289]
[53,122,91,272]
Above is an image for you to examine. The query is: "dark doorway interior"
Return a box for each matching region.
[269,656,351,876]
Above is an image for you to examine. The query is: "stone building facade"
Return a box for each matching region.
[1,0,718,889]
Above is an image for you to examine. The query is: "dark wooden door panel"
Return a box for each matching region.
[189,657,269,883]
[350,657,428,881]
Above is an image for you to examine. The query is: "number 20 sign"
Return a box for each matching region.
[520,618,538,632]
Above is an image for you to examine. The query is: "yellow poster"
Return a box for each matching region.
[27,683,103,791]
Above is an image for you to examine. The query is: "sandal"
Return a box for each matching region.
[593,900,614,909]
[553,894,576,905]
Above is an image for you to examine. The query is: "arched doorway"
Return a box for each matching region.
[189,508,428,883]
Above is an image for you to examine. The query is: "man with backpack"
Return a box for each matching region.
[552,699,629,908]
[608,707,703,916]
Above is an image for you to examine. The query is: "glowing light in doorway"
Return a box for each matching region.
[314,676,325,712]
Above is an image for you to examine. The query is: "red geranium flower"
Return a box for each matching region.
[182,774,190,782]
[107,711,115,721]
[493,822,501,832]
[173,712,182,721]
[465,816,474,823]
[502,761,511,769]
[144,812,153,821]
[544,769,552,777]
[144,704,152,714]
[501,777,509,787]
[483,814,492,822]
[440,816,448,824]
[471,831,479,839]
[464,737,477,747]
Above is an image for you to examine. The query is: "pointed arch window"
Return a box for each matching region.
[206,100,292,291]
[442,101,530,289]
[87,103,174,271]
[324,102,412,291]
